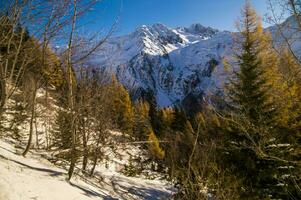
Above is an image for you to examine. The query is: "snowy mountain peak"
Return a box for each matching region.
[88,22,233,108]
[183,23,219,37]
[151,22,170,30]
[90,17,300,108]
[64,16,299,109]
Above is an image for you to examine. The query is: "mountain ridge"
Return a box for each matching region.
[88,17,297,109]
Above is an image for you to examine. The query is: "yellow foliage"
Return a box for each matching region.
[135,101,149,120]
[253,15,299,127]
[194,112,206,129]
[25,38,64,88]
[161,108,173,126]
[277,49,301,127]
[148,130,165,160]
[108,76,134,134]
[222,59,232,73]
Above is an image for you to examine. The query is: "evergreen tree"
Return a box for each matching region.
[223,2,301,199]
[144,92,168,138]
[147,94,162,136]
[171,107,188,132]
[133,100,151,140]
[229,24,275,127]
[51,110,72,150]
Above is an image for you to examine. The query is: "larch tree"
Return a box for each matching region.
[148,130,165,160]
[109,76,134,135]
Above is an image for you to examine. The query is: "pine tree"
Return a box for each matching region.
[147,94,164,137]
[229,30,275,127]
[223,2,300,199]
[51,110,72,150]
[133,100,151,140]
[171,107,188,132]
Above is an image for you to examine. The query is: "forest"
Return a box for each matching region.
[0,0,300,199]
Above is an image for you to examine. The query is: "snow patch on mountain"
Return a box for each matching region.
[86,22,235,107]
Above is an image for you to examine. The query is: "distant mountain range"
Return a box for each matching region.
[87,16,300,109]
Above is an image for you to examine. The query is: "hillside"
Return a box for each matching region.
[0,137,175,200]
[0,88,175,200]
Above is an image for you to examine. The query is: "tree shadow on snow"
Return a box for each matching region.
[0,151,173,200]
[0,153,118,199]
[69,182,102,197]
[69,182,118,199]
[0,145,17,154]
[111,179,175,200]
[0,154,64,177]
[68,173,118,200]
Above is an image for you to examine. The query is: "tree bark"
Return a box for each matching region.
[68,119,77,180]
[22,87,37,156]
[0,73,6,113]
[90,130,102,176]
[82,119,88,172]
[35,116,39,148]
[67,0,78,181]
[90,148,99,176]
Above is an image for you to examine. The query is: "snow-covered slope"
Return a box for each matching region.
[0,90,175,200]
[0,138,105,200]
[88,23,233,107]
[269,16,301,57]
[0,137,175,200]
[88,17,298,108]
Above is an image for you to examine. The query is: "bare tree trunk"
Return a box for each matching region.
[67,0,78,180]
[90,130,102,176]
[82,119,88,172]
[90,147,99,176]
[35,115,39,148]
[0,73,6,113]
[22,87,37,156]
[68,124,77,179]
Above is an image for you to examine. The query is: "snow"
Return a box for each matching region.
[84,17,299,107]
[0,88,175,200]
[86,22,234,107]
[0,138,106,200]
[0,138,175,200]
[267,143,291,148]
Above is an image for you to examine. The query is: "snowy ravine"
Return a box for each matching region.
[87,16,300,109]
[0,137,175,200]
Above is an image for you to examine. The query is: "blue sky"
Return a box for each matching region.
[84,0,274,36]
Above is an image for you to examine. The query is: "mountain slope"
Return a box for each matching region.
[88,23,233,108]
[0,137,175,200]
[89,17,298,108]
